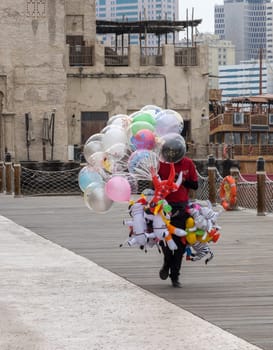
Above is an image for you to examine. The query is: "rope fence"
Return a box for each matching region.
[0,158,272,214]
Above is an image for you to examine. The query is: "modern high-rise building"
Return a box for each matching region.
[96,0,178,45]
[215,0,272,64]
[218,60,269,102]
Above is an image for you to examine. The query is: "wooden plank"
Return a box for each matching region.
[1,195,273,350]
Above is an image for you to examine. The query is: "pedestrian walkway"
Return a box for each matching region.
[0,214,262,350]
[1,195,273,349]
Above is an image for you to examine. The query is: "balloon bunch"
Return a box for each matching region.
[78,105,186,213]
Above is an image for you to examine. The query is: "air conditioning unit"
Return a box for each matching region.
[233,112,244,125]
[269,114,273,125]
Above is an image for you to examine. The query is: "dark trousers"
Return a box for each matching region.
[160,203,189,281]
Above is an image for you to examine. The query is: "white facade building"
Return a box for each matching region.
[219,60,270,102]
[196,33,235,90]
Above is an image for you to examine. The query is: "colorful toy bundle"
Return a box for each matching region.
[78,105,222,263]
[121,171,222,263]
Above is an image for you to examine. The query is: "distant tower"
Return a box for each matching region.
[214,0,271,64]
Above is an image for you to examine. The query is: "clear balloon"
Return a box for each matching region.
[78,165,103,192]
[105,176,131,202]
[87,151,116,173]
[105,142,129,161]
[102,125,127,150]
[128,150,159,179]
[107,114,131,129]
[83,134,103,161]
[141,105,162,116]
[84,182,113,213]
[159,133,186,163]
[85,133,103,144]
[155,109,184,136]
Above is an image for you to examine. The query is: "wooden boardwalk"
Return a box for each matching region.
[1,195,273,350]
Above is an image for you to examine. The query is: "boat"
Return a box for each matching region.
[208,90,273,175]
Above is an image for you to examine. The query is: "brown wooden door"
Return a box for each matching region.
[81,111,108,144]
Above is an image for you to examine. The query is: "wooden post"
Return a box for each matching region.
[0,161,4,193]
[215,143,219,159]
[208,154,216,205]
[13,164,22,197]
[5,162,12,195]
[230,166,240,210]
[256,156,266,216]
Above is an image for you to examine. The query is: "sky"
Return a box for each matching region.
[179,0,223,34]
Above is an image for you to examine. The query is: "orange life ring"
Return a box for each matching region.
[219,175,237,210]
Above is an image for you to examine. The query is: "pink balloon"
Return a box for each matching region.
[105,176,131,202]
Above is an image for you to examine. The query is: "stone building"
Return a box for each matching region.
[0,0,209,162]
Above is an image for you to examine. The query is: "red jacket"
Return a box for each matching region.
[158,157,198,203]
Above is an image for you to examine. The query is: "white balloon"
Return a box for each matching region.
[84,182,113,213]
[102,126,127,150]
[155,109,184,136]
[83,133,104,161]
[107,114,131,129]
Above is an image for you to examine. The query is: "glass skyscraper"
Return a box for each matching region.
[214,0,271,64]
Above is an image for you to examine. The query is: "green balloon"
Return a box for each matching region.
[132,112,156,126]
[131,121,155,135]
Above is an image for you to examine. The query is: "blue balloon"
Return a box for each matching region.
[78,166,103,192]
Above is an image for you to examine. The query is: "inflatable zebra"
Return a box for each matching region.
[186,241,214,264]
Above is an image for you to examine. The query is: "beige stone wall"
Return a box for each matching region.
[66,44,210,155]
[0,0,67,162]
[0,0,209,162]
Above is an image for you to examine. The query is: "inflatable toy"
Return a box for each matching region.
[220,175,237,210]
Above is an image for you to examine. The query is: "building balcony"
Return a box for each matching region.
[174,47,198,66]
[140,47,163,66]
[104,47,129,66]
[67,43,200,69]
[69,45,94,66]
[210,112,273,134]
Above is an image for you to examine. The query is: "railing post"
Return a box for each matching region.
[0,161,4,193]
[5,162,13,195]
[13,164,22,197]
[256,156,266,216]
[208,154,216,205]
[215,143,219,159]
[230,165,239,210]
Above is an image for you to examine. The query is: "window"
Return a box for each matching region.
[26,0,46,17]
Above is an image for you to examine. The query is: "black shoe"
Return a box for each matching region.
[159,266,169,280]
[172,280,182,288]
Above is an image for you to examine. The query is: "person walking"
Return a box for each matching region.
[158,156,198,287]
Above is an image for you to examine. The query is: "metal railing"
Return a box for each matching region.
[210,112,273,131]
[1,160,272,214]
[140,47,163,66]
[104,47,129,66]
[174,47,198,66]
[69,45,93,66]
